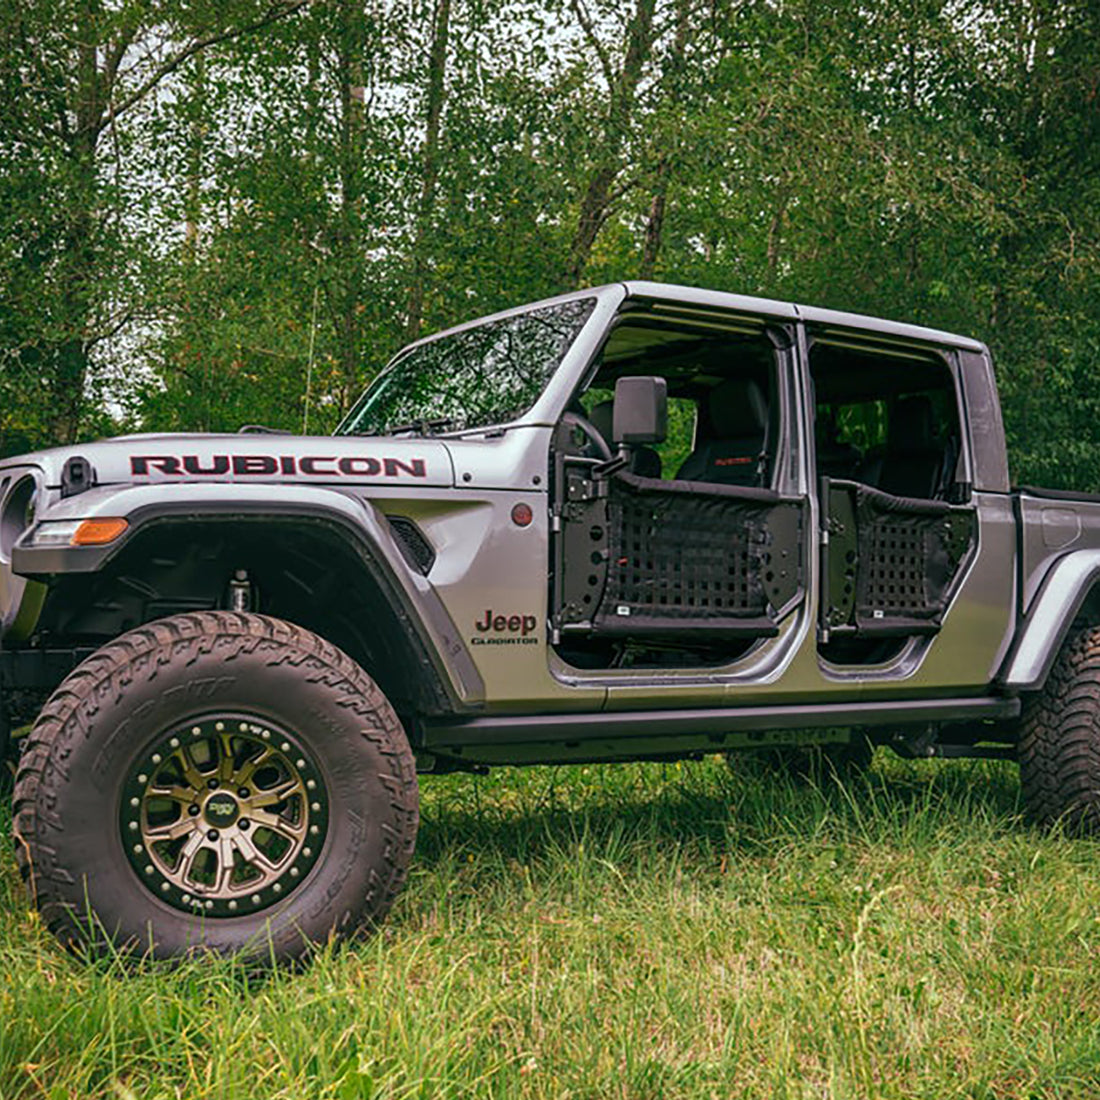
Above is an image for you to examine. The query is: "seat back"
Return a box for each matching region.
[870,395,945,499]
[677,378,767,486]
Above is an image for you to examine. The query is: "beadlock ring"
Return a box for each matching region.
[120,715,329,918]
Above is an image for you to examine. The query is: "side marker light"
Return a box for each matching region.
[72,518,129,546]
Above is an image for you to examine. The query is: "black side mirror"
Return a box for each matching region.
[612,376,667,446]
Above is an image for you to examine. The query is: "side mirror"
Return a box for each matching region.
[612,376,667,446]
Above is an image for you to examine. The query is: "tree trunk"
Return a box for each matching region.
[639,160,668,279]
[51,5,104,442]
[405,0,452,341]
[638,0,687,280]
[184,53,205,257]
[766,192,788,281]
[563,0,658,288]
[328,0,368,408]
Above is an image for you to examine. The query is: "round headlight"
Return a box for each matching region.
[0,475,39,561]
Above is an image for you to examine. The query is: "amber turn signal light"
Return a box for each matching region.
[72,518,129,546]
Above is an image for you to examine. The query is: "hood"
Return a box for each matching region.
[4,432,455,489]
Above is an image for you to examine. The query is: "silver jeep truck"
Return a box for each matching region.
[1,281,1097,960]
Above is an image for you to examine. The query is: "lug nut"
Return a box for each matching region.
[188,805,200,816]
[207,779,219,789]
[207,829,218,841]
[238,788,250,798]
[239,819,250,830]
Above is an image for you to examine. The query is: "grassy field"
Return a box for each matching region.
[2,752,1100,1099]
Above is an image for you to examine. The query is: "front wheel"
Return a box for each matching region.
[13,612,419,962]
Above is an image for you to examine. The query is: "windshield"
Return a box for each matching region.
[337,297,597,436]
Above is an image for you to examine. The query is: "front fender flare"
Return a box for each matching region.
[13,483,484,709]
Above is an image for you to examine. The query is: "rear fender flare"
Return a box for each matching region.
[999,549,1100,691]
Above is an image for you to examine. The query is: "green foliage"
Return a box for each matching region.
[0,0,1098,485]
[657,397,697,477]
[3,756,1100,1097]
[0,0,319,444]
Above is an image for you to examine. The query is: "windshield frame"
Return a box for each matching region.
[335,285,625,438]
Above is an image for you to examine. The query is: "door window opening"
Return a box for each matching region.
[810,338,977,667]
[549,315,804,672]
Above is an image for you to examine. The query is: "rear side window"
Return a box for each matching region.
[810,339,964,500]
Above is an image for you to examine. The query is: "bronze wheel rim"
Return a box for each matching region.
[120,715,329,917]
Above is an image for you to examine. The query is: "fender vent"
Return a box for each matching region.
[386,516,435,575]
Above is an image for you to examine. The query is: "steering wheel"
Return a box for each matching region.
[561,409,613,461]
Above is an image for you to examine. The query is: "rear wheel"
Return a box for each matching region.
[1018,625,1100,832]
[0,695,10,788]
[13,611,418,961]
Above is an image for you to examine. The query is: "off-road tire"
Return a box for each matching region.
[12,611,419,961]
[1018,625,1100,833]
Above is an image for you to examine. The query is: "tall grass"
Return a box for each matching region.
[2,754,1099,1099]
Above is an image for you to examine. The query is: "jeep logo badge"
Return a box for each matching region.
[471,609,540,647]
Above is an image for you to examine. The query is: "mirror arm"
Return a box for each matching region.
[593,446,631,479]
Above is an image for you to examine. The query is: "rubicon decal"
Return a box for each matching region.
[471,609,540,646]
[130,454,427,478]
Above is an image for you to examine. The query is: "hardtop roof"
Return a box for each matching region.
[621,280,986,353]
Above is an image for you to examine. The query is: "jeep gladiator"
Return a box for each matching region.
[1,281,1097,960]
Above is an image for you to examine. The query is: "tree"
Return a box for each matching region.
[0,0,310,445]
[2,0,1096,492]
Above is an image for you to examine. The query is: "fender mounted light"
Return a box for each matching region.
[28,518,130,547]
[72,518,129,545]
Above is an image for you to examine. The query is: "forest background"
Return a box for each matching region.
[1,0,1098,489]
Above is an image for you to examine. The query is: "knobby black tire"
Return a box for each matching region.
[1018,625,1100,833]
[12,612,419,962]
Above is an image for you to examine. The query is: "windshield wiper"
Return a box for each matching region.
[383,417,454,437]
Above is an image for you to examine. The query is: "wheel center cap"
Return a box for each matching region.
[203,792,240,828]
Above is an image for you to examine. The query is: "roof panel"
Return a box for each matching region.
[621,281,985,352]
[799,304,985,352]
[621,280,799,320]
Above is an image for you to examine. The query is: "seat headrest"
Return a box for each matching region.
[707,378,767,439]
[890,395,936,451]
[589,400,614,445]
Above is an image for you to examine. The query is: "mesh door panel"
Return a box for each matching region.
[852,485,975,631]
[863,518,928,614]
[592,473,786,637]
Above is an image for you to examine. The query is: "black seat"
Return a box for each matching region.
[676,377,768,486]
[865,395,945,499]
[815,410,862,480]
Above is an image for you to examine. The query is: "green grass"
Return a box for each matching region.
[2,754,1100,1099]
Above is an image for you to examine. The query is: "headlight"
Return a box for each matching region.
[0,475,39,561]
[24,520,82,547]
